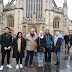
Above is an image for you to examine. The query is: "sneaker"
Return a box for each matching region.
[0,65,4,71]
[25,66,27,70]
[54,62,60,65]
[7,64,12,69]
[16,64,19,70]
[20,64,23,69]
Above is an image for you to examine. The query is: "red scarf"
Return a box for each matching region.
[30,33,35,37]
[5,33,9,39]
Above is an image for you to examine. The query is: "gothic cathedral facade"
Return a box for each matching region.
[0,0,69,35]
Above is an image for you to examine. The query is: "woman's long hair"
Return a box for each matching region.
[16,32,22,39]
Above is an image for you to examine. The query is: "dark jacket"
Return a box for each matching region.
[55,38,62,52]
[44,33,53,48]
[37,37,46,52]
[1,33,12,53]
[70,36,72,45]
[0,35,1,43]
[12,37,26,58]
[64,35,69,44]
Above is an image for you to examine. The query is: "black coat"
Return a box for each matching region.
[12,37,26,58]
[55,38,62,52]
[64,35,69,44]
[70,36,72,45]
[37,37,46,52]
[1,33,12,53]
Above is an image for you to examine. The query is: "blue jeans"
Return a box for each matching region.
[65,43,69,50]
[38,52,44,62]
[56,52,60,62]
[25,50,34,66]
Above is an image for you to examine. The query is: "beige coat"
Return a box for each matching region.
[25,33,38,51]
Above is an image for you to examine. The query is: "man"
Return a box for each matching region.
[44,29,53,65]
[0,27,12,70]
[24,28,37,70]
[64,33,69,54]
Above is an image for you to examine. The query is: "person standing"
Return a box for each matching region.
[37,31,46,67]
[44,29,53,65]
[54,32,62,65]
[69,36,72,48]
[0,27,12,70]
[12,32,26,70]
[24,28,37,70]
[64,33,69,54]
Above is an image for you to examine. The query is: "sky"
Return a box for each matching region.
[3,0,72,20]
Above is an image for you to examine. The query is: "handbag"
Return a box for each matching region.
[38,38,45,52]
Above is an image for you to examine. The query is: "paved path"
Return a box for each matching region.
[0,42,72,72]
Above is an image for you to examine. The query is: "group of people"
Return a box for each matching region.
[0,27,64,70]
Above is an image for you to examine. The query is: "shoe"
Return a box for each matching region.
[41,62,44,67]
[20,64,23,69]
[25,66,27,70]
[7,64,12,68]
[38,62,41,67]
[30,64,33,68]
[16,64,19,70]
[0,65,4,71]
[54,62,60,65]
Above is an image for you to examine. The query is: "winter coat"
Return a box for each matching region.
[25,33,37,51]
[12,37,26,58]
[1,33,12,53]
[55,38,62,52]
[64,35,69,44]
[37,37,46,52]
[44,33,53,48]
[70,36,72,45]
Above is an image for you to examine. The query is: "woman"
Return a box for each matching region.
[12,32,26,70]
[37,31,46,67]
[54,32,62,65]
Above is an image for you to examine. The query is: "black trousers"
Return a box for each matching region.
[45,48,51,63]
[1,50,10,65]
[16,52,22,64]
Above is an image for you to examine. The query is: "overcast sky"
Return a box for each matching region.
[3,0,72,20]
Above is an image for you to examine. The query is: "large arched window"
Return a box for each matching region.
[53,17,60,28]
[7,15,14,27]
[26,0,43,19]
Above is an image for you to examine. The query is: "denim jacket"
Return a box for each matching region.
[44,33,53,48]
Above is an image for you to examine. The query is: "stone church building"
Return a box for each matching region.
[0,0,69,35]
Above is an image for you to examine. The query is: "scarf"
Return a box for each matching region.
[54,32,60,46]
[54,36,59,46]
[5,32,9,39]
[39,31,44,39]
[30,33,35,37]
[18,38,21,53]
